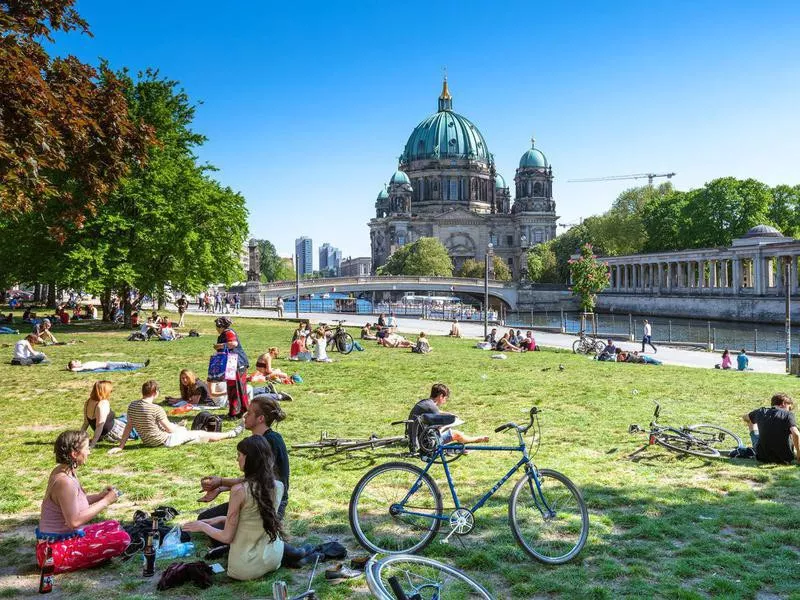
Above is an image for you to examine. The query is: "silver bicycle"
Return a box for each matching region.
[366,554,493,600]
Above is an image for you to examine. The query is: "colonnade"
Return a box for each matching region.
[605,251,800,296]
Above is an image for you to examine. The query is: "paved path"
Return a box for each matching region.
[191,308,788,375]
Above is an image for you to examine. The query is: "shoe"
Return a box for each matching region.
[350,555,370,570]
[294,551,325,568]
[325,563,363,581]
[121,537,145,561]
[144,359,151,367]
[278,392,293,402]
[204,544,229,560]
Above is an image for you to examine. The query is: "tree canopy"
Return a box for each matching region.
[377,238,453,276]
[255,239,295,282]
[457,256,511,281]
[0,0,151,238]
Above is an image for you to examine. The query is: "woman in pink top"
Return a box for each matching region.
[37,431,130,573]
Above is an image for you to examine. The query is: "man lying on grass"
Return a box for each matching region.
[108,380,243,454]
[67,359,150,372]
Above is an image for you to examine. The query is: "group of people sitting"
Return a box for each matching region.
[289,322,332,362]
[130,311,181,341]
[483,327,538,352]
[597,339,662,365]
[716,348,752,371]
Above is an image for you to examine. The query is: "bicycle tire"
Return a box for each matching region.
[572,340,583,354]
[349,462,442,555]
[508,468,589,564]
[593,340,606,354]
[337,332,355,354]
[653,429,720,458]
[685,424,743,450]
[366,554,493,600]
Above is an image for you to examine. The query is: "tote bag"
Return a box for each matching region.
[208,352,228,382]
[224,352,239,380]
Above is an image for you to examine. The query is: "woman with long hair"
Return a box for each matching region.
[37,431,129,573]
[80,381,131,448]
[184,436,285,580]
[214,317,250,419]
[179,369,210,405]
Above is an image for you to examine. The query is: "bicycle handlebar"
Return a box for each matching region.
[496,407,540,435]
[495,423,515,433]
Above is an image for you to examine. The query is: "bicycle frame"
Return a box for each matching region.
[395,426,554,523]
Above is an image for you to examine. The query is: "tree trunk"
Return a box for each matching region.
[34,283,42,303]
[47,282,57,309]
[122,286,132,328]
[157,288,166,311]
[101,288,113,322]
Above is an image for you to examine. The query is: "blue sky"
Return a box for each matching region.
[52,0,800,266]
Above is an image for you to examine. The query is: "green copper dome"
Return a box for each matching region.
[519,140,548,168]
[402,79,490,164]
[495,174,507,189]
[376,187,389,201]
[390,170,411,185]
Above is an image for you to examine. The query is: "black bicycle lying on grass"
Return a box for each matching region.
[628,401,742,458]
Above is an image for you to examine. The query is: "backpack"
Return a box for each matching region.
[191,411,222,433]
[127,331,148,342]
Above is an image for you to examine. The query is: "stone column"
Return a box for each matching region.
[688,261,695,288]
[708,260,716,288]
[732,258,741,293]
[775,257,784,291]
[792,256,798,293]
[656,263,663,291]
[754,255,763,294]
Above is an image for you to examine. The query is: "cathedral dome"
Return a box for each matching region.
[495,174,507,189]
[390,170,411,185]
[376,187,389,201]
[742,224,782,238]
[519,140,548,168]
[402,79,490,164]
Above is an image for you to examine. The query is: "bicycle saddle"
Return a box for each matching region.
[419,414,456,427]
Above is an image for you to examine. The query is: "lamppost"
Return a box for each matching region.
[520,234,528,281]
[294,253,300,319]
[484,242,493,339]
[784,256,792,373]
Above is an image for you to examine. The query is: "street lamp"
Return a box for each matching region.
[520,234,528,281]
[294,253,300,319]
[484,242,493,339]
[784,256,792,373]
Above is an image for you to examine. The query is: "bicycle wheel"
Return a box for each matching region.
[349,462,442,554]
[685,424,743,450]
[366,554,493,600]
[337,331,355,354]
[572,340,584,354]
[508,468,589,564]
[653,429,720,458]
[592,340,606,354]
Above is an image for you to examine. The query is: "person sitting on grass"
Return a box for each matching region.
[361,323,377,341]
[737,348,751,371]
[379,331,412,348]
[33,318,59,345]
[198,396,290,520]
[163,369,211,406]
[251,348,289,380]
[716,348,732,370]
[597,339,617,361]
[309,329,333,361]
[520,331,538,351]
[37,430,130,574]
[289,335,312,361]
[81,381,135,448]
[629,351,662,365]
[412,332,432,354]
[0,312,13,324]
[159,322,180,341]
[742,393,799,464]
[485,328,498,349]
[67,359,149,372]
[449,320,461,338]
[408,383,490,449]
[507,329,520,346]
[108,381,243,455]
[22,306,35,322]
[184,436,318,579]
[12,334,48,365]
[496,332,522,353]
[291,321,310,342]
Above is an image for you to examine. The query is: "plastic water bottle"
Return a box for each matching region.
[156,542,195,560]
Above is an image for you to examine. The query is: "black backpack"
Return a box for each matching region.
[191,411,222,433]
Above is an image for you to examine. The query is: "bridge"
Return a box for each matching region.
[234,276,519,309]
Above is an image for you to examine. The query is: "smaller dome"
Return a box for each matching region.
[376,187,389,201]
[390,170,411,185]
[495,174,507,189]
[519,147,548,168]
[742,224,782,238]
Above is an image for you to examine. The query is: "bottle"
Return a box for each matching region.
[38,545,54,594]
[142,532,156,577]
[156,541,195,560]
[150,516,160,551]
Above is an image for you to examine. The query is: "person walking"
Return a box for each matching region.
[641,319,657,353]
[276,296,284,319]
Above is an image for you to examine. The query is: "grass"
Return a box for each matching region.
[0,312,799,599]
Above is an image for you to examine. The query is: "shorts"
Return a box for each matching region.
[164,427,202,447]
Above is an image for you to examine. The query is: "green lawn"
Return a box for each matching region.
[0,313,798,599]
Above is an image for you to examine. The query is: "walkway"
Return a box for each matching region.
[191,308,788,375]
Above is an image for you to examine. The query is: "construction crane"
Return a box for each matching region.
[567,172,676,186]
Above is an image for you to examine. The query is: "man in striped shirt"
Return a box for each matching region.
[108,380,242,454]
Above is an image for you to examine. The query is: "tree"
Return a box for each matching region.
[641,190,691,252]
[769,184,800,238]
[568,243,610,313]
[526,243,558,282]
[456,256,511,281]
[255,239,294,281]
[377,238,453,276]
[59,70,248,321]
[0,1,151,237]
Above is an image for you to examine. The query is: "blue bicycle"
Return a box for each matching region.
[348,407,589,564]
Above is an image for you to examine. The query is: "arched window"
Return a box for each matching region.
[534,182,542,196]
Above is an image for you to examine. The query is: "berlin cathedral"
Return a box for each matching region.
[368,78,559,279]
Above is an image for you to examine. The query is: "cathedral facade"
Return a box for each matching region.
[368,79,558,279]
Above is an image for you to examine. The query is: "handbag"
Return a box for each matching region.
[208,352,228,382]
[224,352,239,380]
